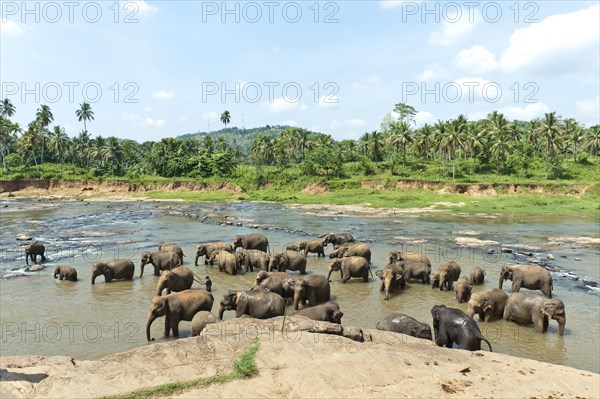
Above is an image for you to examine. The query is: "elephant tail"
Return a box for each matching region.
[479,334,493,352]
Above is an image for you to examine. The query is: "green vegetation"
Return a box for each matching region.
[101,339,260,399]
[1,99,599,215]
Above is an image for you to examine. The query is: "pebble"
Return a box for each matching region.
[547,254,554,260]
[575,257,581,261]
[501,247,512,253]
[16,235,32,241]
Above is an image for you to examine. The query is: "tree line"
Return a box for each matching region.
[0,99,598,181]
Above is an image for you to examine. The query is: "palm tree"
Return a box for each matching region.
[252,134,274,166]
[0,98,16,117]
[535,112,564,179]
[585,125,600,157]
[73,130,91,168]
[20,121,41,174]
[412,124,433,161]
[440,117,468,181]
[35,104,53,164]
[466,124,488,173]
[103,137,123,178]
[47,126,70,172]
[564,118,583,161]
[368,131,384,162]
[489,137,510,173]
[0,117,20,173]
[220,111,231,129]
[387,121,413,162]
[75,102,94,132]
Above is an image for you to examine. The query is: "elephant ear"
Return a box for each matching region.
[284,278,296,288]
[375,270,383,279]
[394,272,404,281]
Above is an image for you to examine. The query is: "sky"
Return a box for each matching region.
[1,0,599,142]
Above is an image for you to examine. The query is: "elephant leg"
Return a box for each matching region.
[379,281,385,292]
[341,270,350,283]
[41,254,46,262]
[154,266,160,277]
[171,317,180,337]
[511,280,521,293]
[164,316,171,337]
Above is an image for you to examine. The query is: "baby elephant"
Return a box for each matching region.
[298,240,326,257]
[191,311,218,336]
[54,265,78,282]
[294,301,343,324]
[470,267,486,285]
[376,313,432,340]
[431,305,492,351]
[454,276,473,303]
[91,260,135,284]
[25,241,46,265]
[466,288,509,322]
[327,257,369,283]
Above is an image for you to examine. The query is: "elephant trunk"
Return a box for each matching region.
[218,305,225,320]
[156,282,165,296]
[498,274,505,289]
[91,273,97,285]
[146,313,157,341]
[326,268,334,282]
[140,262,146,278]
[557,316,566,336]
[194,252,200,266]
[293,291,301,310]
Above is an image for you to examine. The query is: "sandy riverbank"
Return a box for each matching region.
[1,317,598,399]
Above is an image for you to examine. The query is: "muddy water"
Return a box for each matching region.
[0,199,598,373]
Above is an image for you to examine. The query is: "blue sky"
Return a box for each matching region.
[1,1,599,142]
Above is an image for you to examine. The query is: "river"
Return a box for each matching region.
[0,198,598,373]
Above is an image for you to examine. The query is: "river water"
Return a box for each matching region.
[0,198,598,373]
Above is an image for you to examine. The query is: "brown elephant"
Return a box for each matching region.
[298,240,326,257]
[232,234,269,252]
[454,276,473,303]
[194,242,234,266]
[156,267,194,295]
[54,265,78,282]
[209,250,238,275]
[329,243,371,263]
[158,243,185,264]
[293,301,343,324]
[398,260,430,284]
[191,311,218,336]
[302,274,331,304]
[503,292,566,336]
[431,305,492,351]
[466,288,509,322]
[253,271,312,310]
[269,251,307,274]
[218,288,285,320]
[91,260,134,284]
[376,313,432,340]
[25,241,46,265]
[389,250,431,268]
[499,264,553,298]
[376,263,406,300]
[146,289,214,341]
[436,261,461,291]
[470,266,486,285]
[235,249,270,272]
[327,257,369,283]
[430,270,440,288]
[140,251,181,277]
[285,243,300,251]
[322,233,355,247]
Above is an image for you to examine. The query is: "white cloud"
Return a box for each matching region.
[418,64,449,82]
[123,112,141,122]
[455,45,498,74]
[379,0,414,9]
[576,96,600,123]
[143,118,165,128]
[415,111,436,126]
[127,1,159,15]
[152,90,174,99]
[283,120,297,126]
[179,116,188,123]
[263,97,308,113]
[347,119,366,128]
[0,20,25,36]
[500,103,550,121]
[453,77,500,101]
[317,95,339,107]
[144,106,152,113]
[330,118,366,130]
[466,111,488,121]
[351,75,380,89]
[499,5,599,73]
[123,112,164,128]
[429,17,480,46]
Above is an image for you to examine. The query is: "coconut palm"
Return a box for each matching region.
[73,130,92,168]
[75,102,94,132]
[47,126,70,172]
[0,98,16,118]
[564,118,583,161]
[585,125,600,157]
[0,117,20,173]
[252,134,274,166]
[535,112,564,179]
[387,121,413,162]
[220,111,231,129]
[35,104,53,164]
[440,117,468,181]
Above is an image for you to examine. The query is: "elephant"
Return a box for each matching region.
[298,240,326,257]
[322,233,355,247]
[466,288,509,322]
[91,260,135,284]
[470,266,486,285]
[436,261,461,291]
[503,292,566,336]
[253,271,313,310]
[398,260,430,284]
[376,313,432,340]
[195,242,234,266]
[209,250,238,275]
[431,305,492,351]
[54,265,77,282]
[329,243,371,263]
[376,263,406,300]
[388,250,431,268]
[25,241,46,265]
[302,274,331,304]
[430,270,440,288]
[327,257,369,283]
[235,249,270,272]
[233,233,269,253]
[191,311,218,336]
[454,276,473,303]
[285,243,300,251]
[269,251,307,274]
[293,301,343,324]
[218,288,285,320]
[146,289,214,341]
[499,264,553,298]
[140,251,181,277]
[156,267,194,295]
[158,243,185,264]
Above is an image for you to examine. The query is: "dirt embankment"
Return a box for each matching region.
[0,180,245,197]
[0,317,597,399]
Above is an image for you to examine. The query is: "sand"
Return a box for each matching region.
[1,317,598,399]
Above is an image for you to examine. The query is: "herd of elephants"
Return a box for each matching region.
[25,231,565,351]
